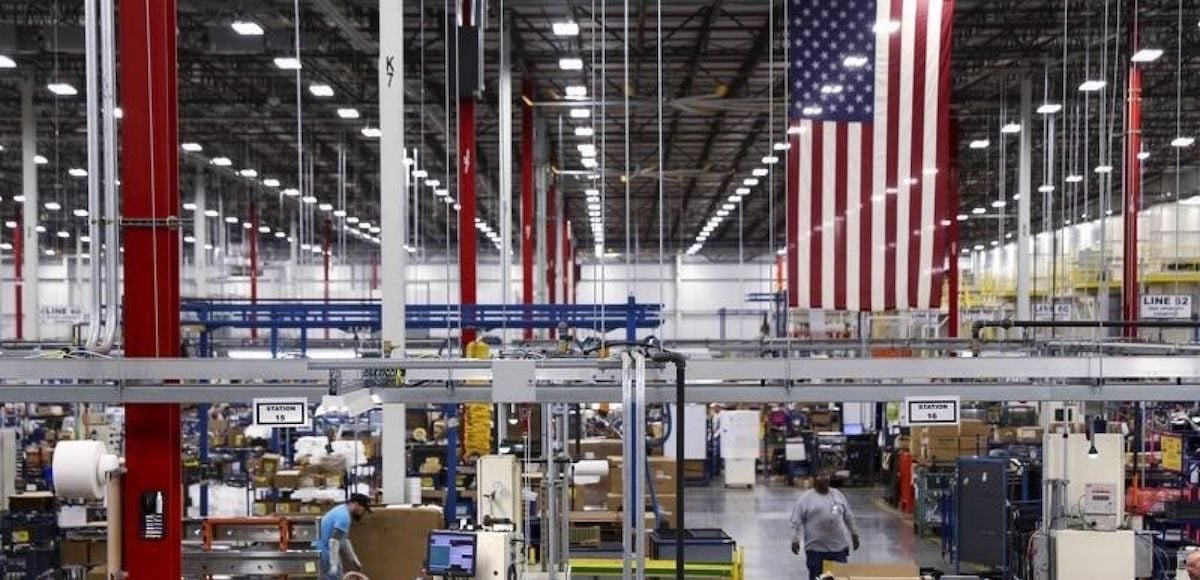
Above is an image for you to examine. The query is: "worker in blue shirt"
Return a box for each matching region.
[315,493,372,579]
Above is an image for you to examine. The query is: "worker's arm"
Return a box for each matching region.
[330,529,364,572]
[837,492,861,550]
[789,496,805,553]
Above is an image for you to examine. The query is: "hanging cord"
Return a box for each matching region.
[1173,0,1182,297]
[600,0,609,344]
[293,0,304,274]
[655,0,665,342]
[446,0,455,354]
[623,0,632,296]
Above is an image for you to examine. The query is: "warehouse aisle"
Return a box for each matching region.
[684,485,948,579]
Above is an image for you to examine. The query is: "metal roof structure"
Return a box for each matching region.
[0,0,1197,261]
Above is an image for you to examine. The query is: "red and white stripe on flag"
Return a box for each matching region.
[786,0,955,311]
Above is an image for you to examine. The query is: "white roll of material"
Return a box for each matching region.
[407,476,423,504]
[572,459,610,485]
[53,440,119,500]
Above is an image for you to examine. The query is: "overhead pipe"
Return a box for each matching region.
[94,0,120,353]
[83,0,102,348]
[970,319,1200,351]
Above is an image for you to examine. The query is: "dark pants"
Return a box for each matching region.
[805,548,849,579]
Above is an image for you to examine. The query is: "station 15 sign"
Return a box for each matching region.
[253,397,310,427]
[904,396,960,426]
[1140,295,1192,319]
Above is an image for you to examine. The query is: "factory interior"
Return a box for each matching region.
[7,0,1200,578]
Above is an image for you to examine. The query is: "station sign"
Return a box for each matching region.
[904,396,960,426]
[252,397,310,427]
[1140,295,1192,319]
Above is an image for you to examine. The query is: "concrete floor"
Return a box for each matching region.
[683,483,949,579]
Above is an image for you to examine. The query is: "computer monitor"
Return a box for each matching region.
[425,530,478,577]
[842,423,865,436]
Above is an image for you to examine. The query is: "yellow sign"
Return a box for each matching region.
[1162,434,1184,472]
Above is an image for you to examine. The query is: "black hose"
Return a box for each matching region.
[651,350,687,580]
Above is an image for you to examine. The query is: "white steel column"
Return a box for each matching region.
[21,79,39,341]
[1016,79,1032,320]
[498,20,514,336]
[287,219,298,297]
[379,0,407,504]
[193,162,208,297]
[535,119,548,306]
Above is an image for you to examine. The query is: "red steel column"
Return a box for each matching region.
[546,185,558,305]
[786,123,800,308]
[1122,29,1143,336]
[120,0,182,575]
[459,97,478,344]
[561,217,570,306]
[947,126,962,338]
[521,79,535,339]
[13,219,21,340]
[249,202,259,340]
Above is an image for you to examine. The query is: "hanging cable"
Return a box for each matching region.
[656,0,665,341]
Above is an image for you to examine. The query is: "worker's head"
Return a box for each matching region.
[1187,550,1200,579]
[348,493,372,521]
[813,474,831,494]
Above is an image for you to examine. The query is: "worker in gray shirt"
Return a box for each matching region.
[790,474,860,579]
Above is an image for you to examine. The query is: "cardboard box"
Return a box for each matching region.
[1017,426,1044,443]
[608,457,678,495]
[252,501,274,516]
[273,470,300,489]
[959,419,989,439]
[827,562,920,579]
[350,505,444,579]
[260,453,282,475]
[573,481,610,511]
[61,540,90,566]
[993,427,1017,445]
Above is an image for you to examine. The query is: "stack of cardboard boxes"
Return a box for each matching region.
[908,420,990,463]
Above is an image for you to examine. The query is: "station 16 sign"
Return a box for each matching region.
[1140,295,1192,319]
[904,396,960,426]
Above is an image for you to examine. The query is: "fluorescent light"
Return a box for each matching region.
[0,56,15,68]
[47,83,77,96]
[991,200,1006,208]
[1094,165,1113,173]
[258,225,271,233]
[35,225,45,233]
[956,214,968,221]
[1036,103,1062,114]
[722,203,736,211]
[337,108,360,119]
[553,21,580,36]
[1131,48,1163,63]
[578,143,596,155]
[1000,123,1021,134]
[1078,79,1106,92]
[574,126,594,137]
[1065,174,1083,183]
[262,178,280,187]
[425,179,441,187]
[231,20,264,36]
[274,231,286,238]
[1038,184,1055,193]
[412,169,429,178]
[44,201,61,211]
[565,85,587,98]
[559,58,584,70]
[842,55,869,68]
[752,168,769,177]
[773,142,791,151]
[203,209,219,217]
[971,207,986,215]
[874,20,902,34]
[346,216,360,224]
[361,126,382,138]
[308,83,334,97]
[239,169,258,178]
[53,231,68,239]
[743,178,759,186]
[1137,151,1151,160]
[242,222,253,229]
[73,209,88,217]
[762,155,780,164]
[334,209,347,216]
[787,125,805,135]
[581,158,598,168]
[569,108,590,119]
[68,168,87,177]
[34,155,47,165]
[4,221,14,229]
[433,189,448,198]
[801,106,823,116]
[225,216,239,224]
[181,143,203,152]
[282,188,300,197]
[716,210,730,217]
[302,196,318,204]
[319,203,333,211]
[113,107,123,119]
[736,188,750,195]
[728,195,742,203]
[1172,136,1195,148]
[273,57,302,70]
[11,196,21,203]
[183,202,197,211]
[358,222,371,230]
[210,157,232,166]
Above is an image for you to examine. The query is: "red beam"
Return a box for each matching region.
[120,0,182,575]
[459,96,478,345]
[249,202,259,340]
[1123,37,1143,336]
[13,218,21,340]
[521,79,535,339]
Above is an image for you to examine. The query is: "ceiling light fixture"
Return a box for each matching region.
[273,57,302,70]
[559,57,584,70]
[68,168,87,177]
[181,143,203,152]
[569,108,590,119]
[210,157,232,167]
[231,20,264,36]
[1036,103,1062,115]
[1172,136,1195,148]
[282,188,300,197]
[743,178,759,186]
[308,83,334,97]
[574,126,594,137]
[1000,123,1021,134]
[262,178,280,187]
[337,108,360,119]
[361,126,382,138]
[971,207,986,215]
[1078,79,1106,92]
[225,216,239,224]
[1131,48,1163,63]
[565,85,587,98]
[762,156,779,164]
[239,169,258,178]
[47,83,77,96]
[553,21,581,36]
[0,56,16,69]
[73,209,88,218]
[34,155,47,165]
[203,209,219,217]
[752,168,769,177]
[44,201,61,211]
[1065,174,1083,183]
[1137,151,1151,160]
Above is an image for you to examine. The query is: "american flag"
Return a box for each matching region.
[787,0,955,311]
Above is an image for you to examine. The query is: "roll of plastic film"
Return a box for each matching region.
[53,440,108,500]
